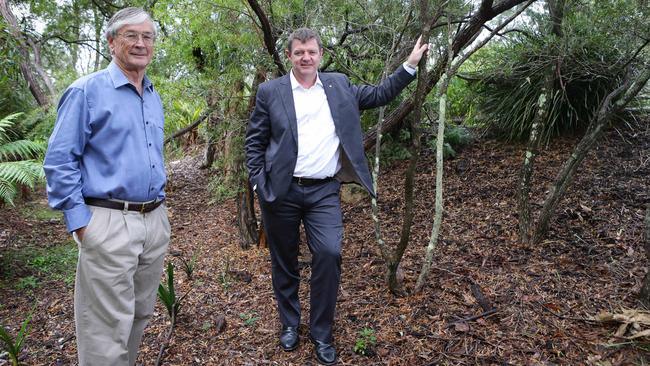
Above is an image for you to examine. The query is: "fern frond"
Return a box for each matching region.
[0,178,18,205]
[0,113,23,141]
[0,140,45,162]
[0,160,44,187]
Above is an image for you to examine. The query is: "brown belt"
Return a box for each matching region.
[84,197,164,213]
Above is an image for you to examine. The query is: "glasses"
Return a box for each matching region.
[118,32,156,45]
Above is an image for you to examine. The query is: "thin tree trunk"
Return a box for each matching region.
[415,0,533,292]
[518,70,555,243]
[240,67,266,248]
[414,21,452,293]
[532,66,650,244]
[518,0,564,243]
[640,205,650,307]
[371,8,413,269]
[237,180,258,249]
[386,0,434,295]
[0,0,51,107]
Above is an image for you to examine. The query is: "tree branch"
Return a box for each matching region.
[246,0,286,76]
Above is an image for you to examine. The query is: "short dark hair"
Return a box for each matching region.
[287,28,322,52]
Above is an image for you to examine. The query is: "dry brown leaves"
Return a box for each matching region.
[1,126,649,365]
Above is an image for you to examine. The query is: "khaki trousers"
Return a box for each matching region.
[73,204,170,366]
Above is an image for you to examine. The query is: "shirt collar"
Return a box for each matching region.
[289,69,323,90]
[107,61,154,92]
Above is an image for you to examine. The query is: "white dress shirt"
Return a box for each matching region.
[290,70,340,179]
[289,63,416,179]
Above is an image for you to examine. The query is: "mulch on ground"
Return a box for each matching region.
[0,125,648,365]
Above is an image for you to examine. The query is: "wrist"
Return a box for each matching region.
[405,61,417,69]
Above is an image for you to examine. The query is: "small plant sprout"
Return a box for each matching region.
[0,309,34,366]
[239,312,259,327]
[353,327,377,356]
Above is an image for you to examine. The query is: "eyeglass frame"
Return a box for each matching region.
[117,31,156,45]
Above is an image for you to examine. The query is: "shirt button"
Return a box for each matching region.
[146,121,149,125]
[152,165,155,168]
[149,143,152,146]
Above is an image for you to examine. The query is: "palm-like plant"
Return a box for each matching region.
[0,113,45,205]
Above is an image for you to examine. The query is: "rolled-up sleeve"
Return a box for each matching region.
[43,87,92,232]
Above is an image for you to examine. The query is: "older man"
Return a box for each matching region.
[246,28,427,365]
[44,7,169,365]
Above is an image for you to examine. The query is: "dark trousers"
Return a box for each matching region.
[260,179,343,343]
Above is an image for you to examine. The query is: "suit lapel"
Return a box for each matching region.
[278,74,298,144]
[320,73,342,131]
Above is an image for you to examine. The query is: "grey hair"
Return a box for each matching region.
[105,7,156,40]
[287,28,322,52]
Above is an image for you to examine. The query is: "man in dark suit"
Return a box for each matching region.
[245,28,427,365]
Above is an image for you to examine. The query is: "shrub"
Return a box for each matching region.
[0,113,45,205]
[353,327,377,356]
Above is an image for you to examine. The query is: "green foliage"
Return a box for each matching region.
[0,309,33,366]
[353,327,377,356]
[0,23,35,116]
[15,276,38,291]
[427,124,473,159]
[207,119,247,203]
[0,113,45,205]
[1,242,77,289]
[465,1,648,141]
[179,252,199,280]
[446,77,475,118]
[378,128,412,164]
[239,312,259,327]
[21,203,62,222]
[22,107,57,143]
[157,262,187,319]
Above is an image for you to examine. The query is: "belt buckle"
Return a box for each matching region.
[122,201,129,215]
[140,203,146,213]
[296,177,304,186]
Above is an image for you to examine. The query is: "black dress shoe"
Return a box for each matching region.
[279,326,299,351]
[310,337,336,365]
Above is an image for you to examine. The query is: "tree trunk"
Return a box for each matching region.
[385,0,433,295]
[518,0,565,243]
[532,66,650,243]
[237,180,258,249]
[370,8,413,277]
[640,205,650,307]
[239,68,266,248]
[200,89,223,169]
[414,20,452,293]
[0,0,51,107]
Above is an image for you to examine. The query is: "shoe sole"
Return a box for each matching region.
[281,343,299,352]
[315,357,336,365]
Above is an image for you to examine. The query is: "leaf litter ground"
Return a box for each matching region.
[0,126,648,365]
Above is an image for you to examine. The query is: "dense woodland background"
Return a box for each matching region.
[0,0,649,365]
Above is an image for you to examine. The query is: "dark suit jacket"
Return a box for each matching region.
[245,65,416,204]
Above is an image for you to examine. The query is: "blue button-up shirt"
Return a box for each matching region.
[44,62,166,232]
